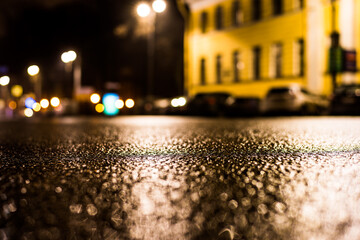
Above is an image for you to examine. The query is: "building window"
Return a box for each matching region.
[273,0,283,15]
[294,0,304,9]
[200,58,206,85]
[269,43,282,78]
[215,6,224,30]
[216,55,222,83]
[233,51,240,82]
[232,0,243,26]
[293,39,304,76]
[253,46,261,80]
[253,0,261,21]
[200,12,208,33]
[275,43,282,77]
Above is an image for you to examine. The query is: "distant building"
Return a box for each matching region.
[178,0,360,98]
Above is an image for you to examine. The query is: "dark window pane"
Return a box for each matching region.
[275,43,282,78]
[253,0,261,21]
[253,47,261,80]
[200,58,206,85]
[215,6,224,30]
[232,1,242,26]
[233,51,240,82]
[273,0,283,15]
[200,12,208,33]
[299,39,304,76]
[299,0,304,9]
[216,55,222,83]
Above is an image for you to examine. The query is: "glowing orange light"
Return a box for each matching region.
[95,103,104,113]
[9,101,17,110]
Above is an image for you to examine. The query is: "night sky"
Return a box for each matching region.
[0,0,184,99]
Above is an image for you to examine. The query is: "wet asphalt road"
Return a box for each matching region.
[0,116,360,240]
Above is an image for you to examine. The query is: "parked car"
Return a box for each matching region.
[330,84,360,115]
[261,85,329,115]
[186,93,232,116]
[226,97,261,116]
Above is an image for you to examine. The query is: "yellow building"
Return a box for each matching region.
[178,0,360,98]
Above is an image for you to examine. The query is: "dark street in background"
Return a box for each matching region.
[1,116,360,239]
[0,0,184,99]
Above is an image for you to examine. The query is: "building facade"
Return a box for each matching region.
[179,0,360,98]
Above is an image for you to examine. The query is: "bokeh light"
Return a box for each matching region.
[0,76,10,86]
[125,98,135,108]
[11,85,23,98]
[90,93,101,104]
[50,97,60,107]
[24,108,33,117]
[27,65,40,76]
[115,99,124,109]
[32,102,41,112]
[8,101,17,110]
[40,99,49,109]
[61,50,77,63]
[171,97,187,107]
[178,97,187,106]
[153,0,166,13]
[25,97,36,109]
[95,103,104,113]
[102,93,119,116]
[137,3,151,17]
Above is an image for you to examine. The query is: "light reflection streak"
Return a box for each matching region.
[277,153,360,240]
[127,158,190,240]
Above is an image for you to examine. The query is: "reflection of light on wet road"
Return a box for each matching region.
[124,158,190,239]
[278,152,360,240]
[1,116,360,239]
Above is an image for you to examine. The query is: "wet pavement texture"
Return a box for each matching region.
[0,116,360,240]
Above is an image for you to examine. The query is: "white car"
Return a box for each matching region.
[261,85,328,115]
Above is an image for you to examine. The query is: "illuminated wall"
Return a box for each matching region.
[181,0,360,98]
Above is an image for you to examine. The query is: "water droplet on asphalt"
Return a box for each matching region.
[86,204,98,216]
[220,192,228,201]
[55,187,62,193]
[228,199,238,209]
[69,204,83,214]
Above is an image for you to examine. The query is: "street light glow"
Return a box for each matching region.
[95,103,104,113]
[152,0,166,13]
[9,101,17,110]
[125,99,135,108]
[61,50,77,63]
[25,97,36,109]
[171,97,187,107]
[40,99,49,108]
[11,85,23,98]
[137,3,151,17]
[50,97,60,107]
[32,102,41,112]
[24,108,34,118]
[115,99,124,109]
[90,93,101,104]
[0,76,10,86]
[27,65,40,76]
[102,93,120,116]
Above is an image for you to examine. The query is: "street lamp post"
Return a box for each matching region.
[0,75,10,117]
[61,50,81,99]
[27,65,41,101]
[330,0,340,92]
[136,0,166,99]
